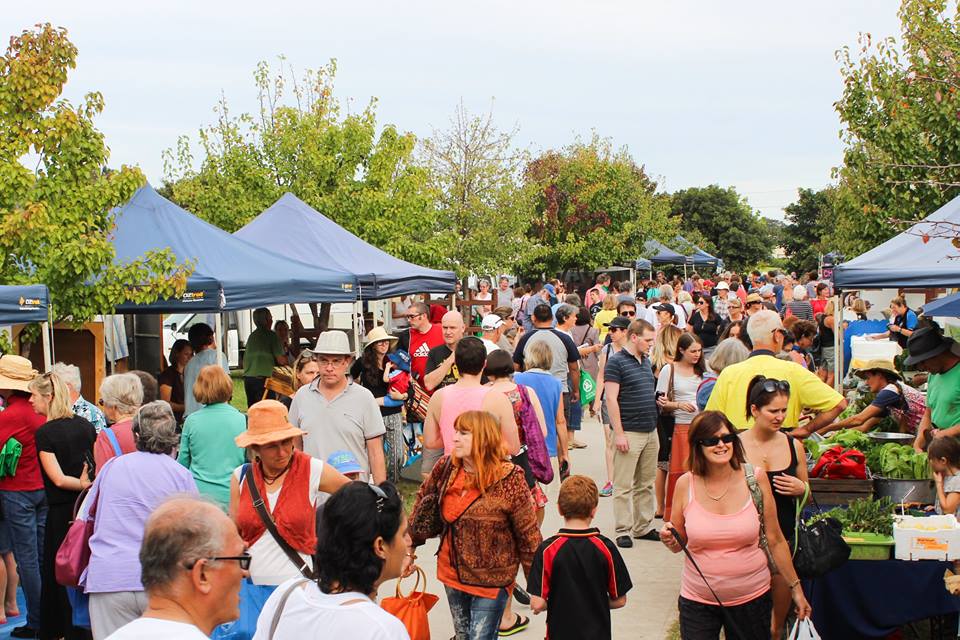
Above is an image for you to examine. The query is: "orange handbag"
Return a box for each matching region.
[381,566,439,640]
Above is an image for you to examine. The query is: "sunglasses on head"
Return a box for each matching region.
[698,433,738,447]
[756,378,790,393]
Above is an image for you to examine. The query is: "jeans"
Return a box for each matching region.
[445,586,509,640]
[612,430,659,537]
[678,591,772,640]
[243,377,267,408]
[0,489,47,630]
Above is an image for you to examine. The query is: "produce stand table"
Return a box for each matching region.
[805,560,959,639]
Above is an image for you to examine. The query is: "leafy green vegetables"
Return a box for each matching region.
[804,429,929,480]
[808,497,895,536]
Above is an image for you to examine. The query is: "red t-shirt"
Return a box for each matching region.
[408,324,443,385]
[93,418,137,473]
[0,395,46,492]
[810,298,828,316]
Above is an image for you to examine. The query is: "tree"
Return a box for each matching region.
[163,59,447,269]
[670,185,773,272]
[523,135,677,276]
[420,102,539,277]
[832,0,960,257]
[0,24,190,333]
[782,188,832,274]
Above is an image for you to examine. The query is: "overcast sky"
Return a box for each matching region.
[4,1,902,219]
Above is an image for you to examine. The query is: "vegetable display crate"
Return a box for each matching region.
[894,515,960,561]
[810,478,874,506]
[842,531,894,560]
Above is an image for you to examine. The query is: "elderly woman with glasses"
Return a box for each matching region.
[94,373,144,472]
[85,401,199,640]
[225,400,349,640]
[659,411,810,640]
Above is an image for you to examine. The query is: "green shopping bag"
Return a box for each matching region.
[579,370,597,406]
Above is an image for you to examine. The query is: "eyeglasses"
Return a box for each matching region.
[404,312,424,320]
[185,553,252,571]
[620,311,635,317]
[755,378,790,394]
[697,433,738,447]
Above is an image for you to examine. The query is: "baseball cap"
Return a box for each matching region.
[604,315,631,330]
[653,303,676,315]
[481,314,504,331]
[327,450,364,475]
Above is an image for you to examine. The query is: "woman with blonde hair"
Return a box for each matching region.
[177,365,247,509]
[29,372,96,640]
[652,324,683,375]
[410,411,542,639]
[593,293,619,342]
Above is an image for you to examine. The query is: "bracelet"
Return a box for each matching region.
[788,578,801,589]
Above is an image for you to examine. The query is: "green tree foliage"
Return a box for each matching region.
[833,0,960,256]
[420,102,539,277]
[670,185,773,272]
[163,59,446,269]
[782,188,832,274]
[524,135,677,276]
[0,24,190,328]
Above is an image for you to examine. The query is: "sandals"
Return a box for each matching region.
[499,613,530,636]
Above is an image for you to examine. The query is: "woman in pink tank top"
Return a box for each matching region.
[657,411,811,640]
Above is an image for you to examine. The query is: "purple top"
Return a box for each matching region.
[83,451,198,593]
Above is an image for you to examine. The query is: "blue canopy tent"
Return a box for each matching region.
[0,285,49,325]
[674,236,724,271]
[111,186,358,313]
[635,240,686,270]
[235,193,456,299]
[922,291,960,317]
[833,195,960,289]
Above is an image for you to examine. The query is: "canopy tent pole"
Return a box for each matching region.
[216,313,226,367]
[353,284,364,357]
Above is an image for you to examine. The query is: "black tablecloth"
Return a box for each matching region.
[805,560,960,639]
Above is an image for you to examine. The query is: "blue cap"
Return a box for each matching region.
[543,283,556,295]
[387,349,411,372]
[327,450,363,475]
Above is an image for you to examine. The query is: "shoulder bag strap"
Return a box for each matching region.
[103,426,122,458]
[667,363,676,402]
[268,578,311,640]
[242,463,316,580]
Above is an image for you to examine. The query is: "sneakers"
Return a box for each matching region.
[616,535,633,548]
[599,482,613,497]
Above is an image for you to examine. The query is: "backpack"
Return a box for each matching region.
[516,385,554,484]
[892,383,927,435]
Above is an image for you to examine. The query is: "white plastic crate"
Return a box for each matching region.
[894,515,960,560]
[849,336,901,371]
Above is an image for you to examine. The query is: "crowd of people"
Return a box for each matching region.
[0,267,956,640]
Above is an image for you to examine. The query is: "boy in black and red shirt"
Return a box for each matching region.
[528,475,632,640]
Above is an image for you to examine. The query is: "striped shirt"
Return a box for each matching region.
[603,349,657,432]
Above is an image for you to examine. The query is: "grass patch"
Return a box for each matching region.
[230,374,247,412]
[665,620,680,640]
[398,477,421,513]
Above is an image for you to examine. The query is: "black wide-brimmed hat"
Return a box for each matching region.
[905,326,956,366]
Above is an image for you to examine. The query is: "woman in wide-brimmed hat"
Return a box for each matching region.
[349,326,405,483]
[821,359,927,442]
[0,355,44,636]
[224,400,349,640]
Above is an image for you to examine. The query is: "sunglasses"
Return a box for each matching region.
[185,552,252,571]
[620,311,636,317]
[698,433,738,447]
[756,378,790,393]
[608,326,624,333]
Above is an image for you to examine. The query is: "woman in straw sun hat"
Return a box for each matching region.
[0,355,45,637]
[822,359,926,441]
[350,326,405,483]
[223,400,349,640]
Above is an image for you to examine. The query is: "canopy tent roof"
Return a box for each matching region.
[833,195,960,289]
[0,285,49,324]
[674,235,724,270]
[235,193,456,299]
[635,240,685,270]
[922,291,960,317]
[112,186,358,313]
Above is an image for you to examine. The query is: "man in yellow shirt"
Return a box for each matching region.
[706,310,847,434]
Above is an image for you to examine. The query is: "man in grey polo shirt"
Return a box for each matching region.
[288,331,386,483]
[603,318,659,548]
[513,303,580,401]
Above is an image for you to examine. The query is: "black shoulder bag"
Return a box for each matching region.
[240,463,317,580]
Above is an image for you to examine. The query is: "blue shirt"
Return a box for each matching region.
[73,396,107,434]
[515,371,562,457]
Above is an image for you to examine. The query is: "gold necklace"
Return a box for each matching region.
[702,472,733,502]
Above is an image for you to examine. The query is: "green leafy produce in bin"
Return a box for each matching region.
[867,443,930,480]
[807,496,895,536]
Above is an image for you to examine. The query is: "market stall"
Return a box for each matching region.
[0,284,54,368]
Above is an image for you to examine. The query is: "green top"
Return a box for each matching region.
[177,403,247,509]
[929,361,960,430]
[243,328,284,377]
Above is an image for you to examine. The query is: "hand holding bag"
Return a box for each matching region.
[381,566,439,640]
[792,487,850,579]
[55,477,102,587]
[787,618,822,640]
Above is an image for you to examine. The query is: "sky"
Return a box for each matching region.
[4,1,903,220]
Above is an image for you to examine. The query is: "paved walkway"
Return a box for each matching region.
[381,412,682,639]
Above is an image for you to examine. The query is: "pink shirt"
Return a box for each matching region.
[437,386,491,455]
[680,476,770,606]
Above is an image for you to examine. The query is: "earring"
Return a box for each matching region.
[254,455,261,463]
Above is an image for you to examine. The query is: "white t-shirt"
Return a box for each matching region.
[656,364,703,424]
[481,338,500,355]
[253,579,410,640]
[233,459,325,585]
[106,618,207,640]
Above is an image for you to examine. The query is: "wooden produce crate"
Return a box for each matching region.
[810,478,874,506]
